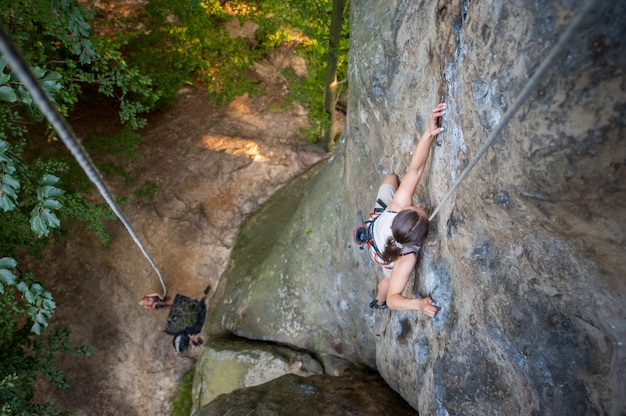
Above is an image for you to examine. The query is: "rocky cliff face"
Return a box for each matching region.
[204,0,625,414]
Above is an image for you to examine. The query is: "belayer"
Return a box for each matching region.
[356,103,445,316]
[139,293,171,310]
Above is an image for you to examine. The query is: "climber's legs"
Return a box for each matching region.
[382,173,399,188]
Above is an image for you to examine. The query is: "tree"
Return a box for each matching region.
[1,1,158,413]
[323,0,348,151]
[1,0,351,412]
[240,0,349,146]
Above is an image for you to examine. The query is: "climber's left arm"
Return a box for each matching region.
[385,254,440,316]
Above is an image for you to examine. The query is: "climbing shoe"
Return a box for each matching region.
[369,298,388,310]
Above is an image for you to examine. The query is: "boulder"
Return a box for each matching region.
[190,336,323,414]
[193,371,418,416]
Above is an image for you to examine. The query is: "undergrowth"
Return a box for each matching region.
[169,367,196,416]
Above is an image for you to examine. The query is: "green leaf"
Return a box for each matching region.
[31,321,41,335]
[72,41,82,56]
[0,268,17,286]
[32,67,46,79]
[0,194,17,211]
[42,71,63,82]
[17,85,33,105]
[42,79,63,92]
[30,212,48,237]
[24,288,35,304]
[43,199,63,210]
[37,313,49,325]
[39,174,61,185]
[16,280,29,293]
[0,73,10,84]
[41,209,61,229]
[0,257,18,268]
[43,299,57,310]
[3,173,20,190]
[41,185,64,198]
[0,85,17,102]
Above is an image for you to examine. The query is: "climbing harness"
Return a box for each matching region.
[0,25,167,297]
[353,200,420,268]
[428,0,601,222]
[353,200,391,268]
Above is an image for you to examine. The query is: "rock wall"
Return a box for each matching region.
[205,0,625,414]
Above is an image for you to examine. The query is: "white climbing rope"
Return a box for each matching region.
[428,0,600,222]
[0,25,167,297]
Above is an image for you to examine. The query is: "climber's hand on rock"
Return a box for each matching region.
[426,102,446,138]
[418,297,440,318]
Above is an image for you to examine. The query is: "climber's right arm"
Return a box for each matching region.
[388,103,446,211]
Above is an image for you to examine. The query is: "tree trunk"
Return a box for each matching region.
[323,0,347,151]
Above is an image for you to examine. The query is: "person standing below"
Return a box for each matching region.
[367,103,445,317]
[139,293,171,310]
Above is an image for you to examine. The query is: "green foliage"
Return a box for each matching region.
[126,0,349,123]
[0,256,90,415]
[0,141,62,256]
[83,125,142,161]
[250,0,350,143]
[0,138,92,415]
[0,139,113,258]
[0,258,55,335]
[168,367,196,416]
[134,180,161,203]
[282,66,331,143]
[0,140,20,211]
[30,174,64,238]
[0,0,159,128]
[0,1,165,414]
[0,1,350,414]
[59,192,116,246]
[126,0,261,108]
[0,279,90,415]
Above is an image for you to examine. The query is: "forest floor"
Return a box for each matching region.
[30,15,337,415]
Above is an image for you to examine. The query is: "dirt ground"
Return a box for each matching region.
[29,44,332,415]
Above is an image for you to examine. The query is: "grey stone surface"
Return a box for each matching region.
[190,337,323,414]
[205,0,626,414]
[193,371,418,416]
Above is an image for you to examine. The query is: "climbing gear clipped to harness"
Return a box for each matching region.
[353,211,371,248]
[353,200,394,270]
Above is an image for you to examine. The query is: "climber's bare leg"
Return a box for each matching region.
[381,173,399,190]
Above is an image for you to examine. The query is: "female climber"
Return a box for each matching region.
[367,102,445,317]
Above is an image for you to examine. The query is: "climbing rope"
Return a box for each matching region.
[0,25,167,297]
[428,0,600,222]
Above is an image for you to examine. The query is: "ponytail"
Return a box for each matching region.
[381,209,428,263]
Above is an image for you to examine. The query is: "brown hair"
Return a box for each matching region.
[381,209,429,263]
